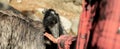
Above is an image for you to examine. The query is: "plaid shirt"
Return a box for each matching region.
[76,0,120,49]
[57,0,120,49]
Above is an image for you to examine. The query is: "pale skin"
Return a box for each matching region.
[44,32,58,43]
[44,32,77,49]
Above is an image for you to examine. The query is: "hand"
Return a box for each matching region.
[44,32,76,49]
[44,32,58,43]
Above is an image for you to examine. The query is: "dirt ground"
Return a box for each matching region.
[9,0,82,20]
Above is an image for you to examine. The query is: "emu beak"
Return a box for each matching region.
[42,8,48,14]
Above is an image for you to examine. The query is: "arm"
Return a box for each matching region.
[44,32,76,49]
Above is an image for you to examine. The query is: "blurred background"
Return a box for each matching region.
[2,0,82,36]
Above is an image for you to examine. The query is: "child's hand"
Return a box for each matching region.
[44,32,58,43]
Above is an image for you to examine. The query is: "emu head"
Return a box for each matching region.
[43,9,61,38]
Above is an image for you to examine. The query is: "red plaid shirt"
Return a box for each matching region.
[76,0,120,49]
[58,0,120,49]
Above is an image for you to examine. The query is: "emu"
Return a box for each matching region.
[43,9,65,49]
[0,2,46,49]
[0,2,65,49]
[43,9,64,38]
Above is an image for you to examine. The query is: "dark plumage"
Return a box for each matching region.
[43,9,65,49]
[43,9,64,38]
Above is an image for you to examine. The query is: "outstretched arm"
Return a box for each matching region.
[44,32,58,43]
[44,32,76,49]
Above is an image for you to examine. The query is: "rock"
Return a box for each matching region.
[71,15,80,36]
[60,16,72,34]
